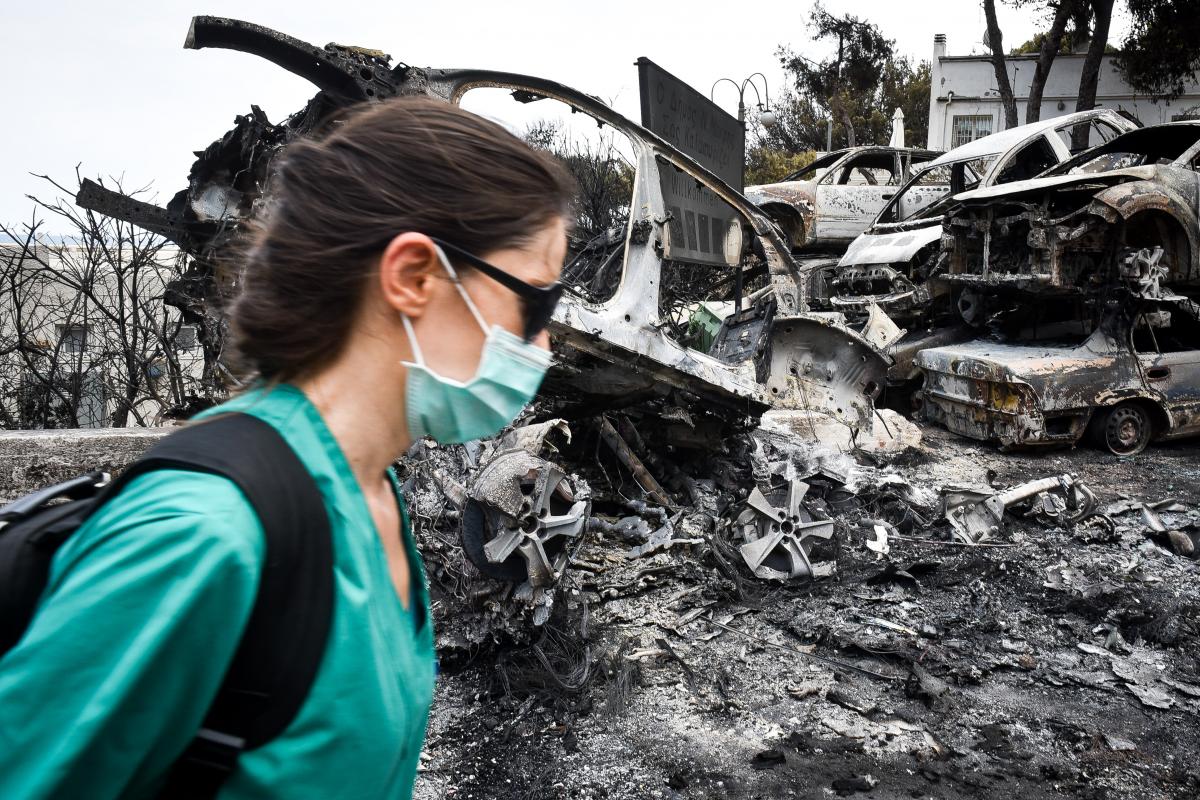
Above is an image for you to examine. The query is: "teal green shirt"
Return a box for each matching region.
[0,383,436,798]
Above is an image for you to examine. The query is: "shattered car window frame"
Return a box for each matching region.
[1049,121,1200,177]
[876,158,989,226]
[782,149,848,183]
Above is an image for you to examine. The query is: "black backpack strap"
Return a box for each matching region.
[103,414,334,800]
[0,475,111,654]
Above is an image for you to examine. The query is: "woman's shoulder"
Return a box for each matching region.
[59,468,267,583]
[59,383,327,582]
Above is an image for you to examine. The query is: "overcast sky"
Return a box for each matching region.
[0,0,1131,230]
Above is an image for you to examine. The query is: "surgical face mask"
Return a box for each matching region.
[401,246,553,444]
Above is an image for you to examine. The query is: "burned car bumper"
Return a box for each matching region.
[919,366,1088,447]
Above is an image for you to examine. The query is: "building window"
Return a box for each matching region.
[57,324,88,354]
[176,324,199,350]
[952,115,994,148]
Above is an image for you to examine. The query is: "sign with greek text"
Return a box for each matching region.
[637,57,744,266]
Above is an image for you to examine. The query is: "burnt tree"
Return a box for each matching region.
[0,174,208,428]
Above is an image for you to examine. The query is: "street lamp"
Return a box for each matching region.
[710,73,776,128]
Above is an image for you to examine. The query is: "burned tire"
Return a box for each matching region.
[460,454,591,584]
[1090,402,1153,456]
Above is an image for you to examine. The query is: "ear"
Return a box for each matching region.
[377,232,441,318]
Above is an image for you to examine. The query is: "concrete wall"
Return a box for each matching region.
[0,427,168,503]
[927,35,1200,150]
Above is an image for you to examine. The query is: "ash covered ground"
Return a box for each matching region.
[409,426,1200,800]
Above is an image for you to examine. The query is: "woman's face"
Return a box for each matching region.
[408,216,567,382]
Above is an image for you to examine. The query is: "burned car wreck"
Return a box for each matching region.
[745,146,941,252]
[816,110,1136,393]
[916,121,1200,454]
[919,292,1200,454]
[939,121,1200,302]
[75,16,900,603]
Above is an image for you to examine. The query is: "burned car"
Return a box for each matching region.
[939,121,1200,307]
[918,293,1200,455]
[74,16,893,591]
[832,110,1135,328]
[744,146,941,252]
[822,111,1136,393]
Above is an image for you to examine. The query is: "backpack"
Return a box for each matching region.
[0,413,334,800]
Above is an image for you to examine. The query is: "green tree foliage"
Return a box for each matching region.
[1010,27,1115,55]
[744,147,816,186]
[760,4,931,154]
[1010,30,1076,55]
[1118,0,1200,101]
[1008,1,1095,55]
[753,29,931,158]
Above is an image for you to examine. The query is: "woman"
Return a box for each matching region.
[0,97,575,798]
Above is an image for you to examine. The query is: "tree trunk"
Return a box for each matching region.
[983,0,1019,130]
[1073,0,1115,147]
[839,97,857,147]
[1026,2,1074,123]
[831,32,856,148]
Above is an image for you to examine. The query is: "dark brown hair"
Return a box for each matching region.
[231,96,576,381]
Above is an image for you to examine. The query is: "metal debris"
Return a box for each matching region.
[595,417,673,508]
[941,474,1097,544]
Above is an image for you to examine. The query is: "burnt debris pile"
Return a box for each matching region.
[411,423,1200,800]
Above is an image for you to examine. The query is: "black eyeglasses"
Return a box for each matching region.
[431,237,564,342]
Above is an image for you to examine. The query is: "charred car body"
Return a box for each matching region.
[918,293,1200,455]
[745,146,941,252]
[919,121,1200,454]
[938,121,1200,305]
[821,111,1136,389]
[75,16,894,590]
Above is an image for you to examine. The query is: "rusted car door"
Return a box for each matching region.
[1133,305,1200,435]
[813,152,901,241]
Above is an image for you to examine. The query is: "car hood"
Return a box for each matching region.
[952,166,1158,204]
[744,180,816,209]
[838,223,941,267]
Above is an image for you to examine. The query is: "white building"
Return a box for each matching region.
[927,33,1200,151]
[0,242,204,429]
